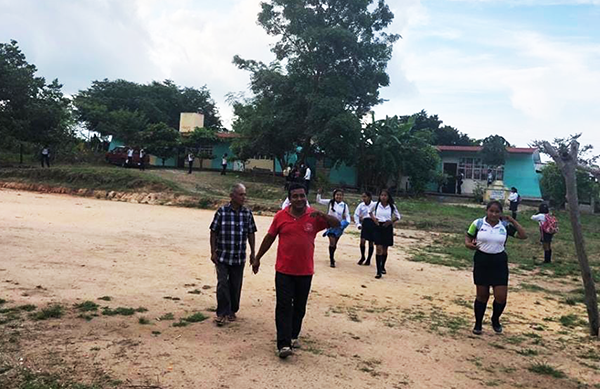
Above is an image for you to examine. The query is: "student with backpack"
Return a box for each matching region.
[531,203,558,263]
[465,201,527,335]
[316,188,351,268]
[369,189,401,279]
[508,187,521,219]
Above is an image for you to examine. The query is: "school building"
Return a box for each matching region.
[433,146,543,199]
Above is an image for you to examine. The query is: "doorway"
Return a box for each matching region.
[442,163,457,194]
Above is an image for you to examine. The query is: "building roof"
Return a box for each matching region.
[436,145,537,154]
[216,132,240,139]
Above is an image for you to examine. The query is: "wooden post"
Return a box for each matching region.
[541,141,599,336]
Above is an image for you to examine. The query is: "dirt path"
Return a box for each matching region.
[0,189,597,389]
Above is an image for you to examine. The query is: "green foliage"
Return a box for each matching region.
[74,301,99,312]
[400,110,477,146]
[74,79,222,142]
[540,162,599,207]
[357,115,440,193]
[480,135,511,167]
[30,304,63,321]
[232,0,399,165]
[0,40,74,153]
[141,123,181,165]
[101,307,135,316]
[527,362,566,378]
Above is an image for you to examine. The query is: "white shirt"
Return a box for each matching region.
[467,218,512,254]
[127,149,134,157]
[281,197,310,209]
[508,192,519,202]
[188,154,194,162]
[304,167,311,180]
[531,213,547,225]
[316,194,351,223]
[139,150,144,157]
[41,148,49,155]
[222,157,227,165]
[354,201,376,227]
[371,202,401,223]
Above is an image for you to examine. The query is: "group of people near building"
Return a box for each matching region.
[282,163,311,193]
[209,181,558,358]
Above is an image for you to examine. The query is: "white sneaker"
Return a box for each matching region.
[278,346,293,359]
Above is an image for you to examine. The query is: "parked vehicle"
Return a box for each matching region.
[105,147,149,167]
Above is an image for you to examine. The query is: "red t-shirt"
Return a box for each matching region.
[267,206,329,276]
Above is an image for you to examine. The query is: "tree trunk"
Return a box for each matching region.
[20,143,24,165]
[564,161,600,336]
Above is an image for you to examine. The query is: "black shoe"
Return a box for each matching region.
[330,262,336,268]
[381,269,387,274]
[492,321,503,334]
[278,347,293,359]
[364,261,371,266]
[375,274,382,279]
[472,325,483,335]
[357,259,365,265]
[543,259,551,264]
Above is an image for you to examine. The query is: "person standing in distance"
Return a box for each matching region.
[187,152,195,174]
[139,148,146,171]
[354,191,376,266]
[531,203,558,264]
[507,187,521,220]
[221,153,228,175]
[41,146,51,168]
[370,189,401,278]
[126,147,134,167]
[252,183,339,359]
[303,164,312,195]
[209,183,257,326]
[465,201,527,335]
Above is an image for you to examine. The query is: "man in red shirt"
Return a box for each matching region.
[252,183,339,359]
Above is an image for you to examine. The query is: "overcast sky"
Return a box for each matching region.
[1,0,599,151]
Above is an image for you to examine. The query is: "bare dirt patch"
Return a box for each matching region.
[0,190,598,388]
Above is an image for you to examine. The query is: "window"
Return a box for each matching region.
[198,145,213,156]
[459,157,504,181]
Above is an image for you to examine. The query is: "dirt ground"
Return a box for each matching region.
[0,189,598,389]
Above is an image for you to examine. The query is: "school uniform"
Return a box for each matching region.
[508,192,520,219]
[187,154,194,174]
[316,194,351,237]
[467,218,517,286]
[303,168,312,194]
[372,202,401,247]
[531,213,553,243]
[354,201,376,242]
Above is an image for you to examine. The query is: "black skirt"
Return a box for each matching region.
[360,218,376,242]
[473,250,509,286]
[373,224,394,247]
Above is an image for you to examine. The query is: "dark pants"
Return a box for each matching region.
[275,272,312,350]
[221,164,227,175]
[216,263,245,317]
[188,161,193,174]
[139,160,145,171]
[126,157,132,166]
[457,182,462,195]
[304,179,311,195]
[41,155,50,168]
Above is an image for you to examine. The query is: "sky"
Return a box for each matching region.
[1,0,599,151]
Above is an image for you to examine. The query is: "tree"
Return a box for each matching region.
[74,79,222,143]
[0,40,74,158]
[480,135,511,167]
[356,115,440,193]
[182,126,218,170]
[540,162,599,208]
[142,123,181,166]
[232,0,400,165]
[534,135,599,336]
[399,110,477,146]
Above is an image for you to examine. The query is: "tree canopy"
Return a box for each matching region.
[74,79,222,142]
[480,135,511,167]
[399,110,478,146]
[0,40,73,151]
[231,0,400,164]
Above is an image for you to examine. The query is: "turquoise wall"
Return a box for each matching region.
[503,154,542,198]
[329,162,357,187]
[108,138,177,167]
[210,142,234,170]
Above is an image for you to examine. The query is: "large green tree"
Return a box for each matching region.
[142,123,181,166]
[399,110,477,146]
[357,115,440,193]
[231,0,399,165]
[74,79,222,143]
[0,40,73,154]
[480,135,511,167]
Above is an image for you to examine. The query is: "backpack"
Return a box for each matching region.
[541,215,558,235]
[474,218,509,236]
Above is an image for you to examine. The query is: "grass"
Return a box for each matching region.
[30,304,63,321]
[527,362,567,379]
[97,296,111,301]
[559,314,586,328]
[74,301,99,312]
[0,165,183,193]
[138,317,151,325]
[158,312,175,321]
[172,312,208,327]
[187,289,202,295]
[101,307,136,316]
[3,367,119,389]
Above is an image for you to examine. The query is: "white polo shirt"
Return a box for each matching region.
[354,201,376,227]
[467,218,516,254]
[316,194,351,223]
[372,202,401,223]
[304,167,311,181]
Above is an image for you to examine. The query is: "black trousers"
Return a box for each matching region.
[304,179,311,195]
[275,272,312,350]
[188,160,193,174]
[41,155,50,168]
[215,263,245,317]
[221,164,227,175]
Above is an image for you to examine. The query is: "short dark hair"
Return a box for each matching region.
[363,191,372,198]
[487,200,503,212]
[539,203,549,214]
[288,183,307,199]
[511,187,517,192]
